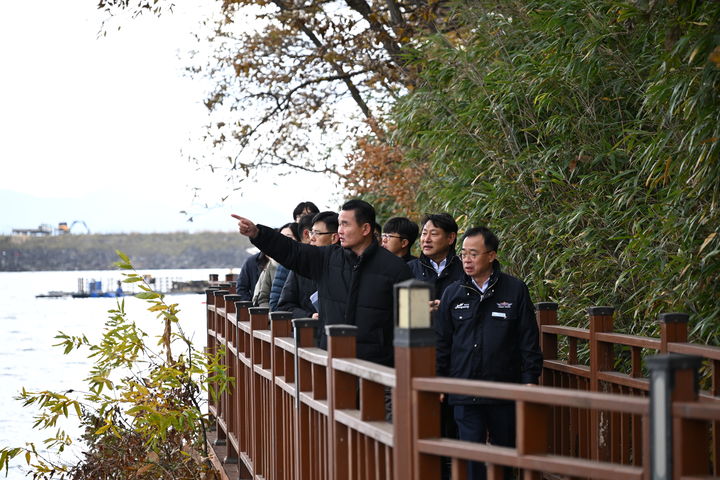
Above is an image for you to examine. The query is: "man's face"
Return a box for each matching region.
[461,234,496,281]
[310,221,338,246]
[381,232,407,257]
[338,209,368,249]
[420,220,456,260]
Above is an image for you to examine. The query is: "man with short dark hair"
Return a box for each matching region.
[436,226,542,480]
[232,199,412,366]
[292,201,319,222]
[381,216,419,263]
[408,213,464,301]
[309,211,339,247]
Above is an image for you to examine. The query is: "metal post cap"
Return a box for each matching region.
[325,324,358,337]
[646,353,702,372]
[587,306,614,316]
[657,313,689,323]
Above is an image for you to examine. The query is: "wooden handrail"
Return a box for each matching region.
[205,277,720,480]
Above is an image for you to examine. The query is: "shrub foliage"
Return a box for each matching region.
[392,0,720,340]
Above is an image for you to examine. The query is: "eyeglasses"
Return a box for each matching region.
[310,230,334,237]
[381,234,405,240]
[458,250,492,260]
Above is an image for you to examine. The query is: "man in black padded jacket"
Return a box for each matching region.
[232,199,412,367]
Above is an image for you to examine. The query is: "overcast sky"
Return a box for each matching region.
[0,1,341,235]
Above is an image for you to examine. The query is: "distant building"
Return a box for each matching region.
[11,224,52,237]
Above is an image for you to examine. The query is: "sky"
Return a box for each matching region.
[0,1,342,235]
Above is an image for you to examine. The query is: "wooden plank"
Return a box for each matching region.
[332,358,396,388]
[416,439,643,480]
[413,378,648,414]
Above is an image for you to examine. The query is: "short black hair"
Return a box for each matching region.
[341,199,376,230]
[312,211,339,232]
[421,213,459,248]
[383,217,419,247]
[279,222,300,241]
[293,201,319,219]
[298,213,315,235]
[462,226,500,252]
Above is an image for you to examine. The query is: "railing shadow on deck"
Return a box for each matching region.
[204,279,720,480]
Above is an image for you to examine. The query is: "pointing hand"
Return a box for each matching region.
[231,214,259,239]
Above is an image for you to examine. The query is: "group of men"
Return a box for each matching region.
[232,199,542,480]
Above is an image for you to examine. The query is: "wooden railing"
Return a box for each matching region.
[205,283,720,480]
[536,302,720,475]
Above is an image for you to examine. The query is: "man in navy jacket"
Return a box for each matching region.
[436,226,542,480]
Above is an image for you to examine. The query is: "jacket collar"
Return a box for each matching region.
[463,259,501,292]
[344,239,379,266]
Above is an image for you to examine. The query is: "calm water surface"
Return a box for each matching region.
[0,269,228,479]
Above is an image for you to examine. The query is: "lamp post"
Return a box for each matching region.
[393,278,439,480]
[646,353,702,480]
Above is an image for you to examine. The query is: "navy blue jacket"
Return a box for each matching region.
[269,264,290,311]
[250,225,413,366]
[408,251,464,300]
[435,260,542,405]
[237,252,262,302]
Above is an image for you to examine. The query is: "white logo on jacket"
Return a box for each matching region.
[454,303,470,310]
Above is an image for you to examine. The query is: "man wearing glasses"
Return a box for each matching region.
[277,211,339,321]
[435,226,542,480]
[380,216,419,263]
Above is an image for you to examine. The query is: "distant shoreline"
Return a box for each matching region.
[0,232,253,272]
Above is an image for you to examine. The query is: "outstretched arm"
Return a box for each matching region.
[230,213,325,281]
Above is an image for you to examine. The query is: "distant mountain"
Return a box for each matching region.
[0,232,255,271]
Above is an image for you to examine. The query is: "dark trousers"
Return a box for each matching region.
[453,403,515,480]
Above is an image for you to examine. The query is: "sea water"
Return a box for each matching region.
[0,268,226,479]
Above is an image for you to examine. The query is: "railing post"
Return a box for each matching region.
[233,300,254,480]
[646,353,704,480]
[292,318,321,480]
[222,294,243,465]
[212,289,229,446]
[535,302,558,387]
[326,324,358,480]
[248,306,269,478]
[659,313,688,353]
[269,311,293,480]
[589,305,614,462]
[393,279,439,480]
[205,287,220,422]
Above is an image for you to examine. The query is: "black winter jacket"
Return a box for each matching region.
[277,270,317,319]
[435,260,542,405]
[250,225,413,366]
[237,252,262,302]
[407,251,464,300]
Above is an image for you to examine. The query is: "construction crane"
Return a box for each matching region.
[57,221,90,234]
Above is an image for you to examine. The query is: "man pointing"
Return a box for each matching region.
[232,199,412,367]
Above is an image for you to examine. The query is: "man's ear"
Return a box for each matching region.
[448,231,457,245]
[331,233,339,244]
[401,238,410,250]
[303,229,312,242]
[361,222,372,237]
